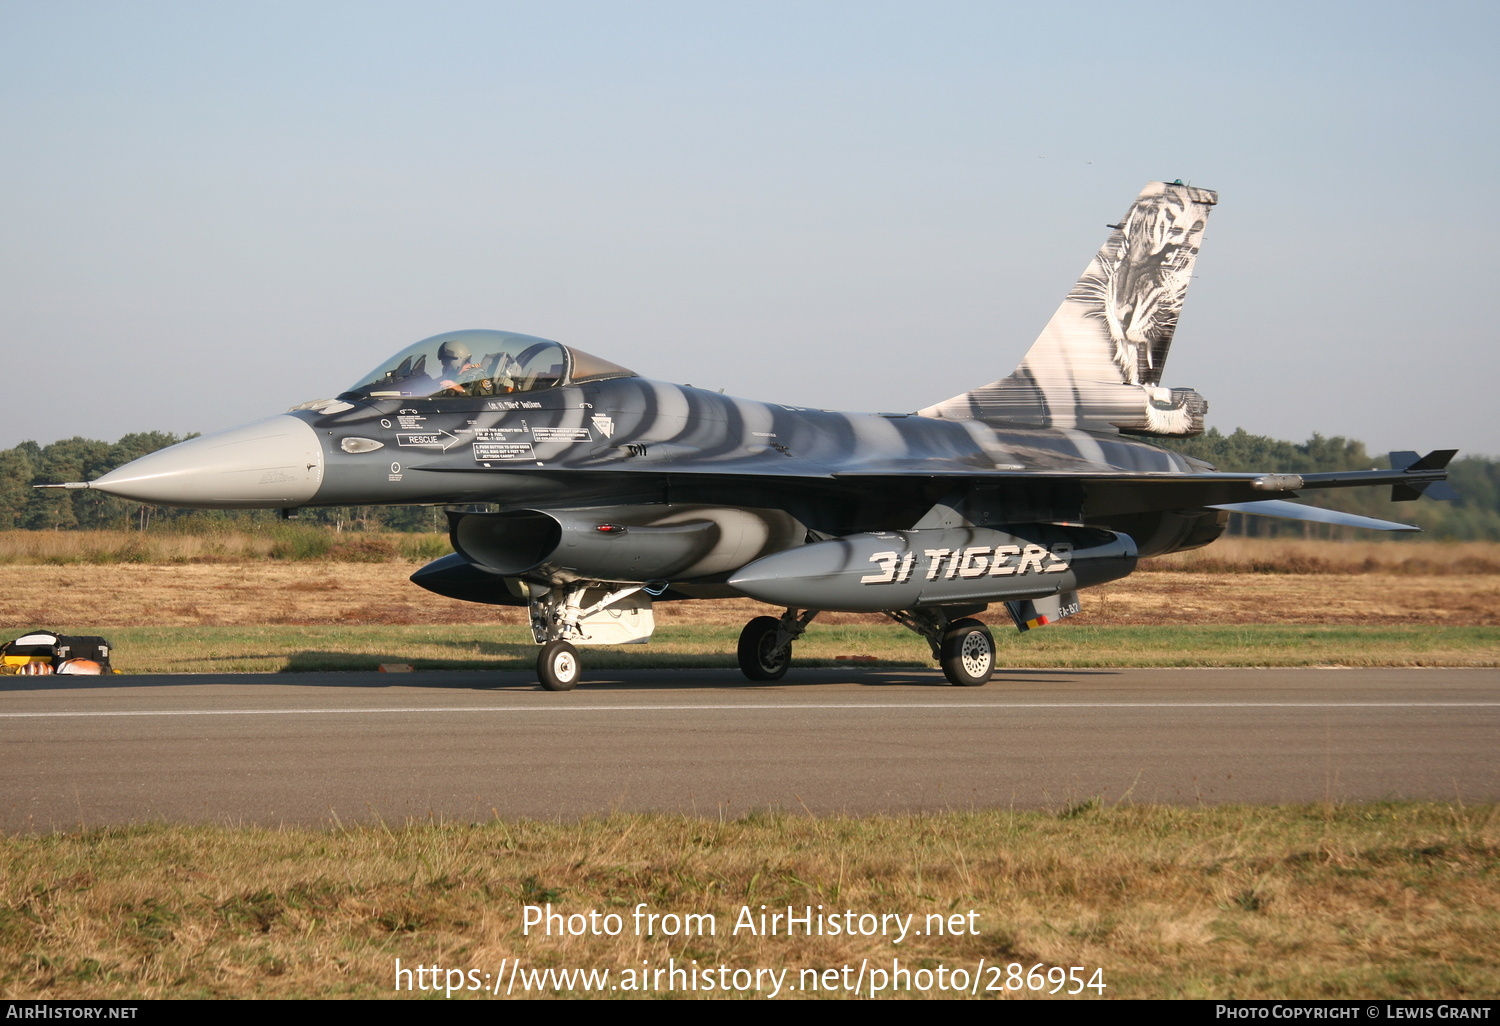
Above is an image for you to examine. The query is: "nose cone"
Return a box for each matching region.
[90,415,325,508]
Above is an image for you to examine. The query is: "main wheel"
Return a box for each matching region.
[537,640,581,691]
[737,616,790,681]
[939,618,995,687]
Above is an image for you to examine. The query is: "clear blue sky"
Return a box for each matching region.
[4,0,1496,458]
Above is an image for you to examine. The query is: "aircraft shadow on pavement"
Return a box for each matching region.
[0,662,1118,693]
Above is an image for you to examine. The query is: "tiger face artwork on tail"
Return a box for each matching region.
[1069,183,1211,387]
[918,180,1216,438]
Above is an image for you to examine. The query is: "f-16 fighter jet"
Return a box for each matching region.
[62,182,1455,689]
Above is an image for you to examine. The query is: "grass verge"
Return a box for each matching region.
[3,803,1496,999]
[38,624,1500,674]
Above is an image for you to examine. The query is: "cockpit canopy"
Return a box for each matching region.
[340,329,636,401]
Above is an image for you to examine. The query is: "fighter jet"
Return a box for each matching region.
[59,182,1455,690]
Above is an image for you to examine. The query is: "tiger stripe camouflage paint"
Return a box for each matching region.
[72,181,1455,687]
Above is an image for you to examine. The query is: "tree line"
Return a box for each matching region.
[0,433,448,533]
[1162,429,1500,540]
[1,428,1496,539]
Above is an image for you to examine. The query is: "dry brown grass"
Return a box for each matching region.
[1147,537,1500,575]
[5,531,1495,571]
[1085,573,1500,626]
[3,804,1496,999]
[0,529,446,565]
[5,562,1498,630]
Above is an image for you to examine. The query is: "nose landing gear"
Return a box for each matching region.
[526,581,655,691]
[537,639,581,691]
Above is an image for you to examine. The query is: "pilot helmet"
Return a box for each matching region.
[438,340,472,366]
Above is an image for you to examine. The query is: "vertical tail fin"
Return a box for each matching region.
[919,181,1217,436]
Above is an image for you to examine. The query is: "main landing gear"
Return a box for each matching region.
[734,606,997,687]
[736,608,818,681]
[938,618,996,687]
[885,608,997,687]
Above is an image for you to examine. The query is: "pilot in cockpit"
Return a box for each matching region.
[437,340,491,397]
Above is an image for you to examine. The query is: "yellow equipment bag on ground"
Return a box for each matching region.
[1,630,114,674]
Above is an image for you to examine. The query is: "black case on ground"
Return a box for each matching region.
[56,635,113,671]
[2,630,113,672]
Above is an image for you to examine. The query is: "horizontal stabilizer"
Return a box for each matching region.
[1210,500,1420,532]
[1388,450,1460,502]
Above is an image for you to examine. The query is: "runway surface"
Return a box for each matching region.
[3,667,1498,830]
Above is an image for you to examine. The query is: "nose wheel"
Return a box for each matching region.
[537,640,581,691]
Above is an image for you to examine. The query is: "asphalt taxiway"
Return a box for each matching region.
[2,667,1497,830]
